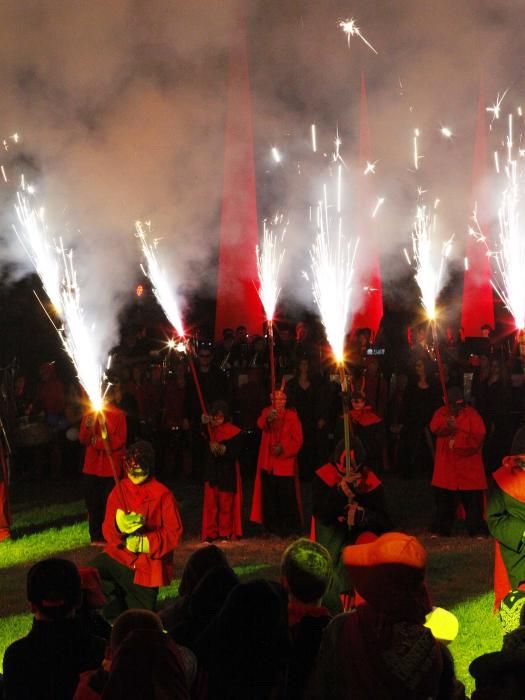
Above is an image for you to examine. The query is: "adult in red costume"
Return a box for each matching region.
[250,389,303,536]
[93,440,183,619]
[201,400,243,542]
[79,387,127,544]
[488,426,525,609]
[429,386,488,537]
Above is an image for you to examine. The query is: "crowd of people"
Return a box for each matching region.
[4,318,525,697]
[3,526,525,699]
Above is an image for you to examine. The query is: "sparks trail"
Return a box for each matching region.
[469,113,525,331]
[256,216,286,398]
[338,18,378,55]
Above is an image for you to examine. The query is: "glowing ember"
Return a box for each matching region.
[486,88,508,123]
[409,205,452,321]
[271,147,282,163]
[440,126,453,139]
[338,18,378,55]
[135,221,185,338]
[256,216,286,323]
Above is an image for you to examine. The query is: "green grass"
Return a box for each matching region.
[0,478,509,695]
[2,522,90,569]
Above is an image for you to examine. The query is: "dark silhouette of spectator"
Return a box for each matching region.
[159,544,229,634]
[2,558,105,700]
[280,539,333,700]
[307,533,443,699]
[74,609,194,700]
[197,579,291,700]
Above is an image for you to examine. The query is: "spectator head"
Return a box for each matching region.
[124,440,155,484]
[280,538,333,604]
[446,386,465,415]
[197,345,213,368]
[178,544,229,596]
[110,609,163,654]
[222,327,234,340]
[210,400,229,426]
[235,325,248,341]
[499,587,525,633]
[481,323,493,337]
[27,558,82,620]
[343,532,431,622]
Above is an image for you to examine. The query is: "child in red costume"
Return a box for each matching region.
[201,400,243,542]
[250,389,303,536]
[346,390,385,474]
[92,440,183,620]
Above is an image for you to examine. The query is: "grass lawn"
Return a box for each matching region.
[0,473,504,696]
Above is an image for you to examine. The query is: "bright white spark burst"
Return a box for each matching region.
[256,216,286,322]
[364,160,379,175]
[135,221,185,338]
[14,190,105,410]
[470,115,525,329]
[409,206,452,321]
[309,186,359,364]
[338,18,378,55]
[56,245,105,411]
[487,89,509,123]
[271,147,281,163]
[440,126,453,139]
[14,190,63,313]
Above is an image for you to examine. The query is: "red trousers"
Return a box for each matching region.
[202,483,235,539]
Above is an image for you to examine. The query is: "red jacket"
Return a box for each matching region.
[430,405,487,490]
[102,477,183,587]
[255,406,303,477]
[79,406,127,478]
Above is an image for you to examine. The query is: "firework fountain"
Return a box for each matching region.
[14,188,128,509]
[309,177,359,478]
[405,204,453,408]
[256,216,286,401]
[135,221,212,438]
[470,112,525,336]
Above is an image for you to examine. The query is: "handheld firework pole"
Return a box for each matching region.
[14,189,129,510]
[135,221,212,439]
[405,204,453,410]
[256,216,286,402]
[309,182,359,479]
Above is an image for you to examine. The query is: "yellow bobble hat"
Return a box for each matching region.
[424,606,459,643]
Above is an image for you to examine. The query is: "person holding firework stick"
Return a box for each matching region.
[250,385,303,537]
[312,439,391,613]
[80,384,127,545]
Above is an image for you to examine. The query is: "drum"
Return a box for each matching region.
[16,420,52,447]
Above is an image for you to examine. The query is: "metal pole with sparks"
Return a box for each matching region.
[309,191,358,478]
[135,221,212,438]
[256,217,286,401]
[409,205,453,409]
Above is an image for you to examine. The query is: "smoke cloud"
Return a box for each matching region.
[0,0,523,355]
